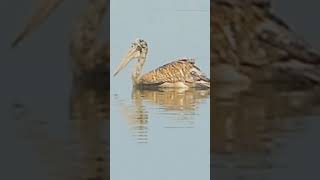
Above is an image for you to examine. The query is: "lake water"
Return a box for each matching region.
[2,0,110,179]
[212,83,320,180]
[110,0,210,179]
[110,88,210,180]
[2,0,320,180]
[210,2,320,179]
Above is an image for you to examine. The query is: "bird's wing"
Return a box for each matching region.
[141,59,208,85]
[12,0,65,47]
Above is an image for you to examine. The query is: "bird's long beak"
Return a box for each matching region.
[113,47,140,76]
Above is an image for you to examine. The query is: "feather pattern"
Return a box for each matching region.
[113,39,210,89]
[140,59,210,88]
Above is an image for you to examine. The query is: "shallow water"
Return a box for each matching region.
[7,81,320,180]
[212,83,320,180]
[3,0,320,179]
[6,82,109,180]
[109,0,210,178]
[110,88,210,180]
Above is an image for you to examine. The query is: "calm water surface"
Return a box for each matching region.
[3,0,320,180]
[212,83,320,180]
[110,0,210,179]
[110,87,210,180]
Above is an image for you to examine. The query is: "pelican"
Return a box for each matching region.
[113,39,210,89]
[212,0,320,86]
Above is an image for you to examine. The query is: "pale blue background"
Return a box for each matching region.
[110,0,210,180]
[110,0,210,90]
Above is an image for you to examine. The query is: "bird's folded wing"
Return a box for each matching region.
[141,59,199,85]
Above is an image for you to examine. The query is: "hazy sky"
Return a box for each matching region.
[110,1,210,180]
[110,0,210,92]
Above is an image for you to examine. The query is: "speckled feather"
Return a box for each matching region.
[140,59,209,87]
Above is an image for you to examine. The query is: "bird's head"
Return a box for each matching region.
[113,38,148,76]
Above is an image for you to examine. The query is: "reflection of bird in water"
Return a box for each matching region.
[113,93,149,143]
[212,83,320,179]
[12,0,109,179]
[70,83,109,179]
[113,39,210,89]
[132,89,210,128]
[114,88,210,142]
[133,88,210,111]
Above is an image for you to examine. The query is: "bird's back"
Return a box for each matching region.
[140,58,210,88]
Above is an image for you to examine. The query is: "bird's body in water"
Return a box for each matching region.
[113,39,210,89]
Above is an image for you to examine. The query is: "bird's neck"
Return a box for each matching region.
[132,56,146,85]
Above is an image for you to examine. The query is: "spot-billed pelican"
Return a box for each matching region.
[113,39,210,89]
